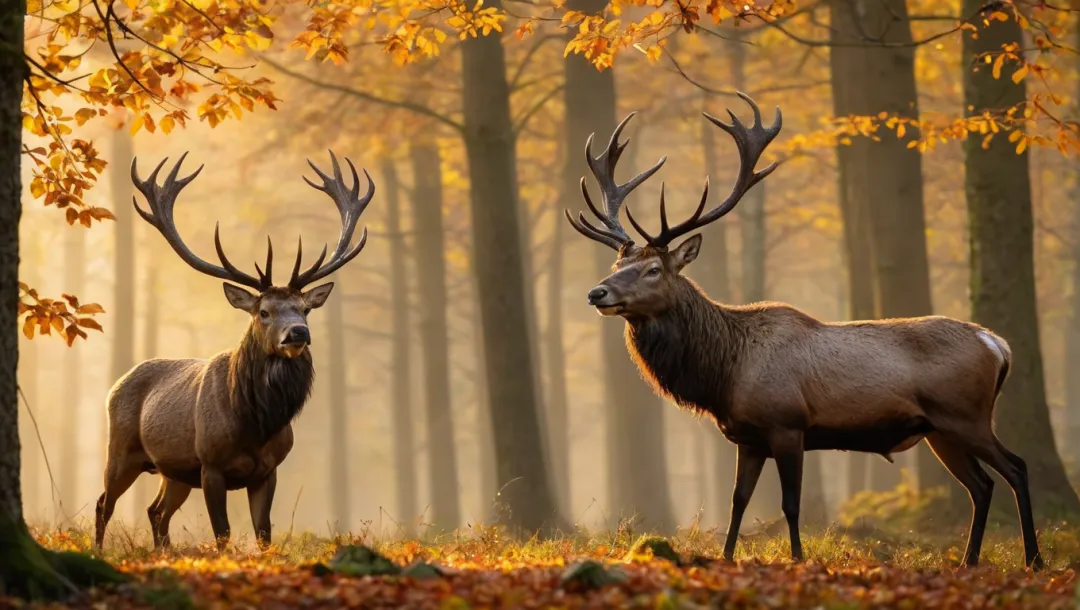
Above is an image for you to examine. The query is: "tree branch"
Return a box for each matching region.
[260,56,465,133]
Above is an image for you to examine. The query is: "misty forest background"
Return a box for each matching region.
[16,0,1080,546]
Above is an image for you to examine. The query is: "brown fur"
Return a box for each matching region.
[585,235,1042,570]
[95,285,331,550]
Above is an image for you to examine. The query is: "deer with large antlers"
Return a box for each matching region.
[565,93,1043,570]
[94,151,373,550]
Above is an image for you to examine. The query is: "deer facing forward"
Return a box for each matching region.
[565,93,1043,570]
[95,152,373,550]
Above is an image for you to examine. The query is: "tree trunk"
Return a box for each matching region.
[324,270,349,532]
[830,0,912,497]
[62,227,86,515]
[0,4,127,596]
[962,0,1080,517]
[385,156,420,532]
[409,143,460,531]
[692,90,737,526]
[109,123,146,520]
[460,16,561,533]
[839,0,945,497]
[1064,27,1080,471]
[141,240,158,362]
[559,12,675,531]
[543,197,570,516]
[725,33,794,523]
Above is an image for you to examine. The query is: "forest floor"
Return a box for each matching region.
[3,519,1080,609]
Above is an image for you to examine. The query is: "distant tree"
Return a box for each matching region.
[961,0,1080,517]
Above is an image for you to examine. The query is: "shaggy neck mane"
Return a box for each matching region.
[625,278,744,420]
[229,326,315,444]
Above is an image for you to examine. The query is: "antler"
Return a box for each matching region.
[630,92,782,249]
[288,150,374,290]
[564,112,667,251]
[132,153,273,291]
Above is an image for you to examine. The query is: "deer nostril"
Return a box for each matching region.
[283,326,311,346]
[587,286,609,303]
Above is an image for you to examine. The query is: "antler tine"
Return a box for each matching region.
[290,150,374,290]
[131,154,267,291]
[644,93,782,249]
[254,235,274,286]
[566,112,668,251]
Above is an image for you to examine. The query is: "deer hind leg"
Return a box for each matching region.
[769,429,805,563]
[148,477,192,549]
[970,434,1044,571]
[94,452,144,549]
[924,433,994,567]
[723,444,767,561]
[248,470,277,551]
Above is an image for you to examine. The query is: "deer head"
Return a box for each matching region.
[131,151,374,358]
[565,93,782,318]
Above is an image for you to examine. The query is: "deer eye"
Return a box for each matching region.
[646,267,662,277]
[259,310,270,320]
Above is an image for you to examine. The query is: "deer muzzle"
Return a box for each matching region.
[587,285,624,316]
[282,325,311,347]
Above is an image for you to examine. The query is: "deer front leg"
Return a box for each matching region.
[248,470,277,550]
[723,444,767,561]
[202,466,231,550]
[770,429,805,563]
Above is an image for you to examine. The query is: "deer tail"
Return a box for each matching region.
[976,329,1011,398]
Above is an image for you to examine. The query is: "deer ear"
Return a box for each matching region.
[223,283,258,312]
[302,282,334,310]
[671,234,702,271]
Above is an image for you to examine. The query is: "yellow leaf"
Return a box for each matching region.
[1011,64,1029,85]
[129,113,144,135]
[74,108,95,126]
[992,54,1005,80]
[896,123,906,139]
[22,316,35,340]
[1008,129,1023,143]
[1016,137,1027,154]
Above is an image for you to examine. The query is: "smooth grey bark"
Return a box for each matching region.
[109,125,148,519]
[1065,26,1080,468]
[460,16,561,533]
[325,271,348,532]
[384,157,420,532]
[694,91,738,527]
[560,5,675,531]
[408,143,460,531]
[62,227,87,513]
[962,0,1080,516]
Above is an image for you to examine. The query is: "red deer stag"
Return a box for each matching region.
[564,93,1043,570]
[95,151,373,550]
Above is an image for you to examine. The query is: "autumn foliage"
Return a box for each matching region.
[10,528,1080,609]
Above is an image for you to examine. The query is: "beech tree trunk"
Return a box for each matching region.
[460,14,560,533]
[325,273,349,532]
[962,0,1080,516]
[693,90,737,526]
[559,8,675,531]
[408,143,460,531]
[1064,27,1080,469]
[384,157,420,532]
[109,124,148,520]
[62,227,86,514]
